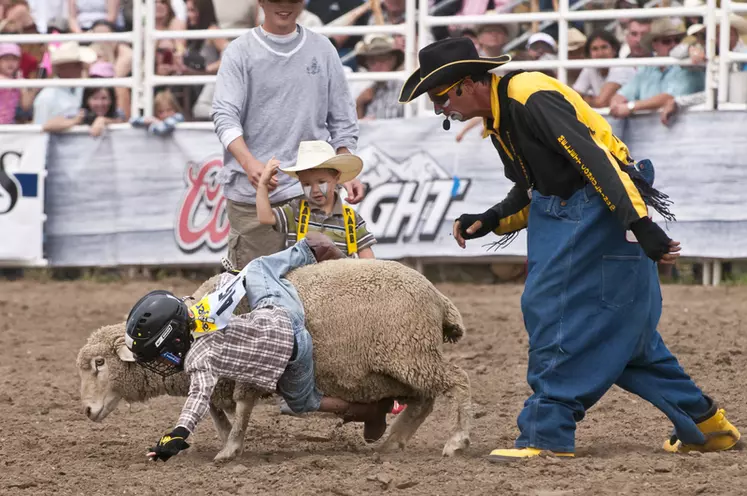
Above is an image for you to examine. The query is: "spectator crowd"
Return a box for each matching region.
[0,0,746,133]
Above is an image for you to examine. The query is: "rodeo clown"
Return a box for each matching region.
[122,233,393,462]
[398,38,741,461]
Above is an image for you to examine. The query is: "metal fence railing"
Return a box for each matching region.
[0,1,745,120]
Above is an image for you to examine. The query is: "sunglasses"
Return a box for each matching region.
[656,36,681,46]
[430,78,464,106]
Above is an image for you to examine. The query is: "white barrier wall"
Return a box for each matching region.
[5,111,747,267]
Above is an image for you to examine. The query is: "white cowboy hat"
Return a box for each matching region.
[281,141,363,183]
[567,27,588,52]
[687,14,747,37]
[641,18,686,53]
[49,41,97,66]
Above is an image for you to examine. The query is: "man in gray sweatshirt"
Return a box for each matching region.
[211,0,363,269]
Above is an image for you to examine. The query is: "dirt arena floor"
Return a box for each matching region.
[0,275,745,496]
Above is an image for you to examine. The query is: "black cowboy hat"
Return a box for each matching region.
[398,37,511,104]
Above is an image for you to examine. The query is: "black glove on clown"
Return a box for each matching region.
[148,426,190,462]
[630,217,672,262]
[456,208,500,240]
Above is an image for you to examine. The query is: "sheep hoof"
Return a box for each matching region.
[213,445,242,463]
[376,439,406,453]
[442,435,470,457]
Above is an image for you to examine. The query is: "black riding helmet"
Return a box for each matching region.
[124,290,194,377]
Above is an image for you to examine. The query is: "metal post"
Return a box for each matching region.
[557,0,569,85]
[702,258,712,286]
[130,0,144,117]
[143,0,157,117]
[718,0,732,105]
[713,260,722,286]
[417,0,429,116]
[404,0,417,118]
[704,0,717,110]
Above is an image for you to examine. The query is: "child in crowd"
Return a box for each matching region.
[0,43,22,124]
[0,43,34,124]
[256,140,376,259]
[130,89,184,136]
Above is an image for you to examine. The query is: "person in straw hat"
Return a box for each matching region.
[32,41,97,125]
[398,37,741,462]
[256,140,377,260]
[682,12,747,70]
[354,34,405,119]
[254,140,408,414]
[609,17,704,118]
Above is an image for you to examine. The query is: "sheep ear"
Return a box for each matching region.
[114,337,137,362]
[117,345,136,362]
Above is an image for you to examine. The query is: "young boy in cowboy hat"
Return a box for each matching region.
[256,141,406,415]
[398,37,740,461]
[256,140,377,259]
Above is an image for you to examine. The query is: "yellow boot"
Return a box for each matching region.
[663,408,741,453]
[487,447,575,463]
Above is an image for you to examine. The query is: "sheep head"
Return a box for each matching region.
[77,323,136,422]
[77,323,191,422]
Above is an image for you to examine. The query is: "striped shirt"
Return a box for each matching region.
[176,275,295,433]
[364,81,405,120]
[272,195,376,256]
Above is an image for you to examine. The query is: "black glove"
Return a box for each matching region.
[148,426,190,462]
[456,208,500,240]
[630,217,672,262]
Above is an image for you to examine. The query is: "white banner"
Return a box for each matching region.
[0,133,47,265]
[44,112,747,267]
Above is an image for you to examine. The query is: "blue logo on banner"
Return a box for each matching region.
[0,151,38,215]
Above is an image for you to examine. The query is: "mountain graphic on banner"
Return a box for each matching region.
[356,146,450,188]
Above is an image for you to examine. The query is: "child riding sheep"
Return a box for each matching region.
[122,233,393,462]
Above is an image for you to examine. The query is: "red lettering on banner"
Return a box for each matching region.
[176,157,229,253]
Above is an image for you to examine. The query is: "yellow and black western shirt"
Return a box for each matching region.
[482,70,649,236]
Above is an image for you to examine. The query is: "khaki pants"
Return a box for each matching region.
[226,197,299,269]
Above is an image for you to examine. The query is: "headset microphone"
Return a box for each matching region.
[443,118,451,131]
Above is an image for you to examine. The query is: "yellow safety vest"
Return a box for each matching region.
[296,200,358,255]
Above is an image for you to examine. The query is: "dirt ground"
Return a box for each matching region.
[0,276,745,496]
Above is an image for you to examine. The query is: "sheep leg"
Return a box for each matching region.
[377,397,435,453]
[209,404,233,444]
[440,364,472,457]
[213,395,257,463]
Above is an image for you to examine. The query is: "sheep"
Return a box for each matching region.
[77,323,257,447]
[77,258,472,462]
